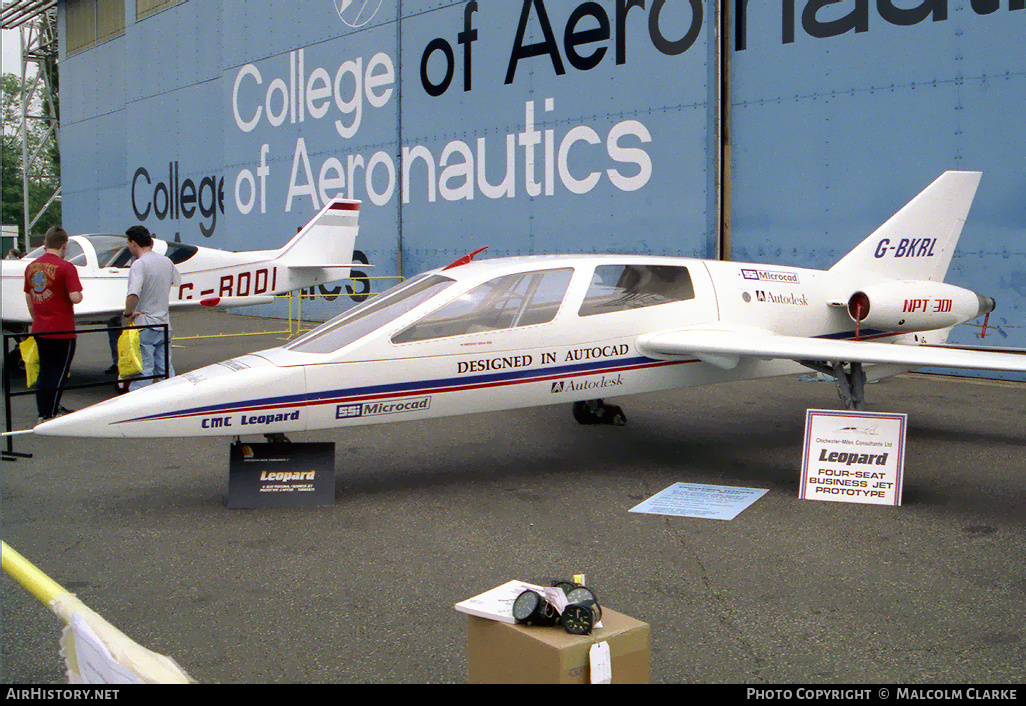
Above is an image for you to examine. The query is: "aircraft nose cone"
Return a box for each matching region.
[33,354,307,438]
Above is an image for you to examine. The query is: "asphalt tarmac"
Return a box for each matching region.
[2,310,1024,684]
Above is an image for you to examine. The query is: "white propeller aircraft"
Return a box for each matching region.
[27,171,1026,439]
[2,199,361,335]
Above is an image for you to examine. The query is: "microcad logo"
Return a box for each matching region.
[334,0,383,28]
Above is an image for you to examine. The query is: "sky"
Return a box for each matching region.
[3,27,28,77]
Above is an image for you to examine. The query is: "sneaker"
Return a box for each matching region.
[56,406,74,416]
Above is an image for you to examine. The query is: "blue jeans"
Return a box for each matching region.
[129,327,174,391]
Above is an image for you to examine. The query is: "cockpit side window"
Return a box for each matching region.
[392,268,573,344]
[579,265,695,316]
[165,242,199,264]
[285,274,456,354]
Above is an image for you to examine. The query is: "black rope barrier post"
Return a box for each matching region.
[3,333,32,461]
[4,333,14,458]
[163,323,170,383]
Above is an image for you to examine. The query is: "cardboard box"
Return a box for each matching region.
[466,607,650,684]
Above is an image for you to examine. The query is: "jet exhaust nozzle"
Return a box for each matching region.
[976,293,996,317]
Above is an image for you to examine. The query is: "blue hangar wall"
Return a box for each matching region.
[729,1,1025,379]
[57,1,1024,376]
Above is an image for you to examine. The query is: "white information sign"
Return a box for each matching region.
[800,409,907,506]
[629,483,768,520]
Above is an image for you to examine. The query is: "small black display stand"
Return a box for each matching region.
[227,441,335,509]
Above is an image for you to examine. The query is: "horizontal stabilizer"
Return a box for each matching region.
[286,264,373,271]
[637,327,1026,373]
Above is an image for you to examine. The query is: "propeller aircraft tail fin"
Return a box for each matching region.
[273,198,361,273]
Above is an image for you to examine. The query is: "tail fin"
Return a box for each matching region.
[274,198,361,270]
[829,171,981,282]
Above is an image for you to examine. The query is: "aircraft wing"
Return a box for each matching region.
[285,263,372,270]
[66,295,277,322]
[636,326,1026,373]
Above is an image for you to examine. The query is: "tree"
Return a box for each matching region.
[2,70,62,247]
[2,74,25,231]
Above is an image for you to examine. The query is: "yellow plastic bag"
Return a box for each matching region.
[18,336,39,388]
[117,327,143,378]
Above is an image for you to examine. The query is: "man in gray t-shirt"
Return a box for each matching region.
[123,225,181,390]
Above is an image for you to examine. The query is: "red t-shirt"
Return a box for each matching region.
[23,252,83,338]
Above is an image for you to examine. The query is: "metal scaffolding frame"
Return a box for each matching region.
[2,0,60,253]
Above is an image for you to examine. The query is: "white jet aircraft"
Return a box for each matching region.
[2,198,361,337]
[28,171,1026,439]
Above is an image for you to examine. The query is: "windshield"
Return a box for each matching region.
[285,274,456,354]
[64,240,87,266]
[24,240,87,266]
[393,268,573,343]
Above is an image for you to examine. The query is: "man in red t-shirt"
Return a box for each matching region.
[23,226,84,421]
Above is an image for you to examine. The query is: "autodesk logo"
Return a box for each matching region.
[755,290,809,306]
[334,0,383,28]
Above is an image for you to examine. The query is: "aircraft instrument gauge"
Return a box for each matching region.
[560,604,595,635]
[512,590,558,626]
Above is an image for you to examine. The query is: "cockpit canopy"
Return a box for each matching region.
[284,261,696,356]
[24,236,200,269]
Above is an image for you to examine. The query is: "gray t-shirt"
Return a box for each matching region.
[127,250,180,326]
